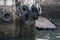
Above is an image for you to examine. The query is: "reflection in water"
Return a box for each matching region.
[0,35,36,40]
[38,39,48,40]
[0,17,60,40]
[38,17,60,40]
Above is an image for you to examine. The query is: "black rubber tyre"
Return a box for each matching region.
[20,11,31,24]
[18,5,29,16]
[29,5,39,20]
[2,11,13,21]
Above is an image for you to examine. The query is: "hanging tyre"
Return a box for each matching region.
[18,5,29,16]
[35,3,42,15]
[21,11,30,24]
[2,11,13,22]
[29,5,39,20]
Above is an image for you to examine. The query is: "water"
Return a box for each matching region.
[38,17,60,40]
[0,17,60,40]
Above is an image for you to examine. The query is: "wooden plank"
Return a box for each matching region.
[35,16,56,28]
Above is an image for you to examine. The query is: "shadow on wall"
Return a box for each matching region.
[41,4,60,18]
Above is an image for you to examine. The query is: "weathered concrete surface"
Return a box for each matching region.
[20,20,36,37]
[34,0,60,17]
[0,20,15,38]
[15,16,20,37]
[15,15,36,37]
[41,5,60,18]
[0,2,16,38]
[0,8,15,38]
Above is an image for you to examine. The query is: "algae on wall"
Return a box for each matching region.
[0,0,16,38]
[0,0,36,38]
[20,20,36,37]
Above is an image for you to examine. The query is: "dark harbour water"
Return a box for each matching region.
[38,17,60,40]
[0,17,60,40]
